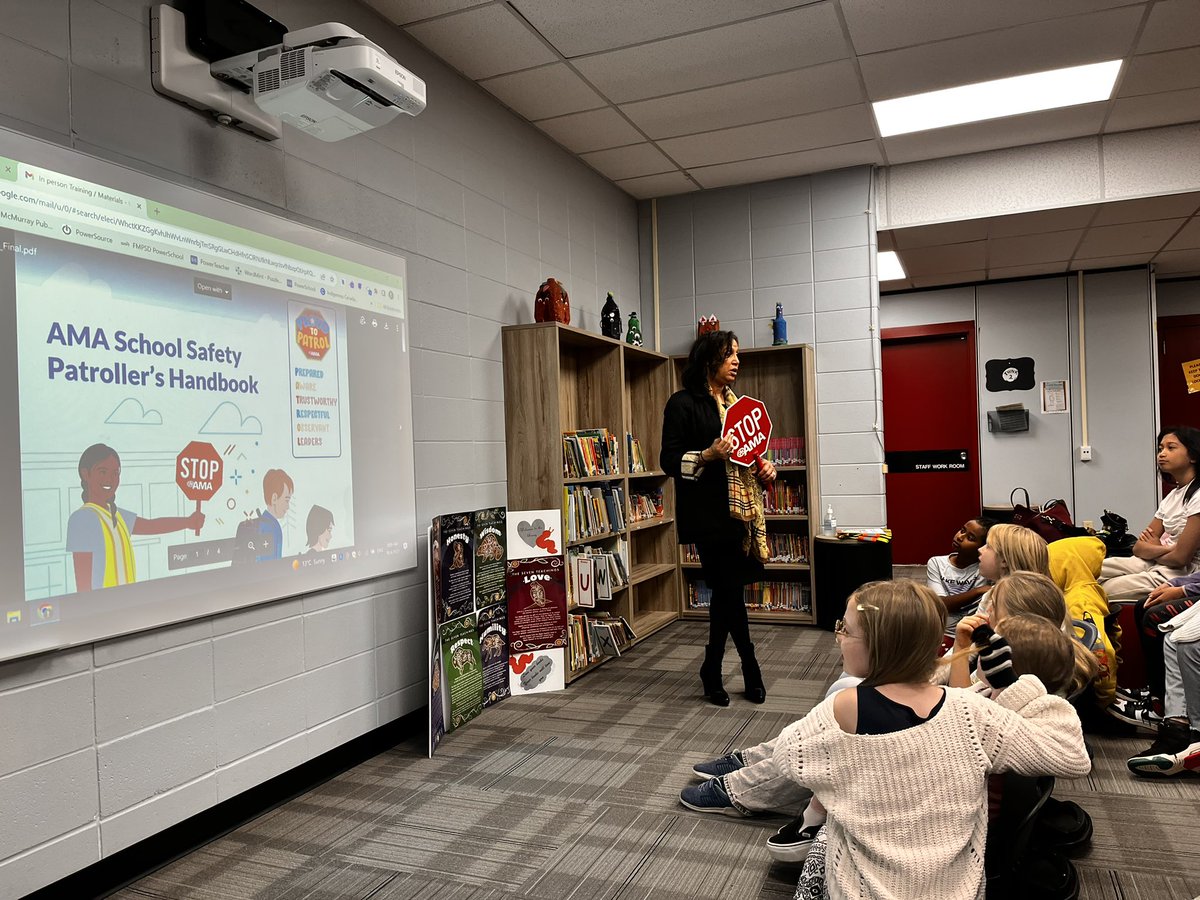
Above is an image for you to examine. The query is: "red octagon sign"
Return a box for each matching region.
[722,396,772,468]
[176,441,223,500]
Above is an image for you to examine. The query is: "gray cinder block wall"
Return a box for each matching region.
[0,1,639,893]
[647,167,886,526]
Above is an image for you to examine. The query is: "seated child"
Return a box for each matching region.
[792,612,1081,897]
[771,581,1087,900]
[927,518,995,634]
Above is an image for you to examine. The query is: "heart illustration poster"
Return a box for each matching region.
[505,509,562,561]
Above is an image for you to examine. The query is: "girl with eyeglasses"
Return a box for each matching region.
[769,580,1088,900]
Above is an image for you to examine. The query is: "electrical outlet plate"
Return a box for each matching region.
[1079,445,1092,462]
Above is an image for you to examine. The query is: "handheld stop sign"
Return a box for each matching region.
[176,440,222,534]
[722,396,772,469]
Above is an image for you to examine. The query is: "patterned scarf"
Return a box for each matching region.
[714,387,769,562]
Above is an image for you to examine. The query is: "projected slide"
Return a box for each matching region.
[0,134,417,660]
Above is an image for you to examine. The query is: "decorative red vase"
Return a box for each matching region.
[535,278,571,325]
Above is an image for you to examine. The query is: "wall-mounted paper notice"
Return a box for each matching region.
[1041,380,1068,414]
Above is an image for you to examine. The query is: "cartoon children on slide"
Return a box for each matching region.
[303,505,334,556]
[66,443,205,593]
[256,469,293,561]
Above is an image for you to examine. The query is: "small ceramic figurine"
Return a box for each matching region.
[601,292,621,339]
[697,315,720,337]
[772,302,788,345]
[534,277,571,324]
[626,311,643,346]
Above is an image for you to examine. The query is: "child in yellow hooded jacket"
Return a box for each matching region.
[1048,536,1121,706]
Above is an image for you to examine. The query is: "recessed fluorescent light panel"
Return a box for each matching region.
[872,60,1122,137]
[878,250,906,281]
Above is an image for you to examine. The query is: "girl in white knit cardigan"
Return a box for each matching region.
[773,580,1090,900]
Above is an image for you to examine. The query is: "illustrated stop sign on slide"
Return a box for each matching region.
[722,396,773,468]
[176,441,223,534]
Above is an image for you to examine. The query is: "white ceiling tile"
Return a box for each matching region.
[688,142,884,189]
[988,230,1084,267]
[1093,193,1200,226]
[882,104,1108,166]
[1165,218,1200,250]
[1119,47,1200,98]
[858,7,1140,101]
[892,219,990,250]
[619,60,866,140]
[1106,88,1200,134]
[986,206,1098,238]
[361,0,490,26]
[571,5,849,103]
[534,107,644,153]
[614,171,699,200]
[1071,253,1155,269]
[659,106,876,169]
[910,270,987,288]
[1074,218,1189,257]
[840,0,1141,55]
[1137,0,1200,53]
[509,0,807,58]
[580,143,676,181]
[1153,248,1200,275]
[480,63,605,120]
[405,5,557,79]
[987,261,1071,279]
[899,241,987,275]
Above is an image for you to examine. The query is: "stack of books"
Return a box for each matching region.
[629,488,664,523]
[764,481,805,514]
[562,428,620,477]
[563,482,626,541]
[763,436,805,466]
[626,434,648,473]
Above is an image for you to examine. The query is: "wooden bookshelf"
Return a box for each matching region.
[502,322,681,682]
[673,343,821,626]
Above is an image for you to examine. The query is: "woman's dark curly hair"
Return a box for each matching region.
[681,330,739,395]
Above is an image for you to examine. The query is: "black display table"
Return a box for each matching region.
[812,535,894,632]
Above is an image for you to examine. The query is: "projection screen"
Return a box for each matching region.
[0,129,418,662]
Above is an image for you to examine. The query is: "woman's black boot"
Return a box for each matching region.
[700,644,730,706]
[740,644,767,703]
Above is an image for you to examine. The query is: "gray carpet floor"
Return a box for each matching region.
[114,620,1200,900]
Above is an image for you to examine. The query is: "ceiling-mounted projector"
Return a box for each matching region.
[152,5,425,142]
[214,24,426,142]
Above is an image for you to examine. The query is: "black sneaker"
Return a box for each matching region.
[692,751,745,780]
[1106,695,1163,731]
[679,775,747,816]
[1128,718,1200,777]
[1114,685,1154,704]
[766,818,821,863]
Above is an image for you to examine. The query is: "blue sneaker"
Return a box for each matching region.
[692,751,745,780]
[680,775,746,816]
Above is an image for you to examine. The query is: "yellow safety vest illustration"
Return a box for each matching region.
[84,503,136,587]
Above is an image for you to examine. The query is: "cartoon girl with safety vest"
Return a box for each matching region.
[66,443,205,592]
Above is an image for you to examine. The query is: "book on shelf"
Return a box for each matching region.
[562,428,620,478]
[567,610,636,671]
[626,433,648,473]
[763,436,805,466]
[563,482,626,541]
[681,543,700,563]
[687,578,811,613]
[766,532,809,564]
[764,480,805,515]
[629,487,664,523]
[565,539,629,607]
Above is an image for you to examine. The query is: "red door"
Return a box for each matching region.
[882,322,980,564]
[1159,315,1200,430]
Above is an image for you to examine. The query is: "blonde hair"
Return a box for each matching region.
[987,523,1049,576]
[997,614,1077,696]
[851,581,947,687]
[990,572,1099,694]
